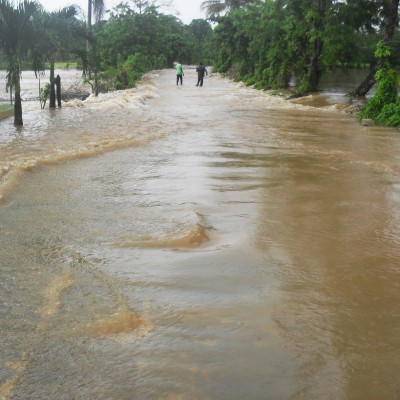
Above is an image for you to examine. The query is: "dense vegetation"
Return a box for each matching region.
[359,42,400,127]
[207,0,399,127]
[0,0,399,127]
[90,3,212,91]
[0,0,212,124]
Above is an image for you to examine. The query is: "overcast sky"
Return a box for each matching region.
[38,0,206,24]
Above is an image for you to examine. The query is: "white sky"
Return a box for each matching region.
[38,0,206,24]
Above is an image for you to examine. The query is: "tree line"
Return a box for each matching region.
[205,0,400,126]
[0,0,212,125]
[0,0,399,127]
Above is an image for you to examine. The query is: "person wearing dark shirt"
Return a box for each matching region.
[196,62,208,87]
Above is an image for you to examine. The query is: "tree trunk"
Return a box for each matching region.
[383,0,400,42]
[351,0,399,97]
[350,64,380,97]
[87,0,92,80]
[56,75,62,108]
[14,87,23,126]
[309,37,324,91]
[305,0,330,92]
[87,0,92,50]
[49,62,56,109]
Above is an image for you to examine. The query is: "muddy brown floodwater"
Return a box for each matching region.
[1,68,399,400]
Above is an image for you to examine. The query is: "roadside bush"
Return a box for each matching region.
[359,42,399,128]
[375,97,400,128]
[359,67,398,120]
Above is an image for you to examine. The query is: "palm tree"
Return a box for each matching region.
[200,0,254,19]
[0,0,44,125]
[42,6,80,108]
[87,0,105,46]
[86,0,105,89]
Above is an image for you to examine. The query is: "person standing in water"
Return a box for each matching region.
[196,62,208,87]
[176,62,184,85]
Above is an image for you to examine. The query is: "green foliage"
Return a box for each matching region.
[359,68,398,118]
[295,73,313,96]
[0,0,42,87]
[210,0,400,99]
[90,5,213,90]
[110,52,151,90]
[359,42,400,127]
[375,40,392,59]
[39,82,50,109]
[54,62,78,69]
[0,0,49,124]
[187,19,213,64]
[375,97,400,127]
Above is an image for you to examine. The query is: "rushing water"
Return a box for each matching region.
[1,68,399,400]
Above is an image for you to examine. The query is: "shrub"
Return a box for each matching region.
[359,68,398,120]
[359,42,399,128]
[375,97,400,128]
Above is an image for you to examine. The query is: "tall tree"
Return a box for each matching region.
[277,0,336,94]
[0,0,44,125]
[186,19,212,63]
[86,0,105,91]
[308,0,333,91]
[42,6,80,108]
[131,0,172,15]
[351,0,400,96]
[201,0,254,19]
[88,0,105,34]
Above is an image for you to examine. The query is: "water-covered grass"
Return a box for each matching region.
[0,103,13,120]
[0,103,13,111]
[54,62,79,69]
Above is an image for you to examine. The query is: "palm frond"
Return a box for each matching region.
[200,0,255,18]
[200,0,226,18]
[93,0,105,22]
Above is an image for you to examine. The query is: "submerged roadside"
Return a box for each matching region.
[0,104,13,121]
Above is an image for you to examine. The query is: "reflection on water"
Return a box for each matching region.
[1,68,400,399]
[291,68,373,108]
[319,68,374,92]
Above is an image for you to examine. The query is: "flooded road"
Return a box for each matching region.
[1,69,399,399]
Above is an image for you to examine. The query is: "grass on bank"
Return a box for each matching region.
[0,104,13,111]
[0,61,79,70]
[54,62,78,69]
[0,103,14,121]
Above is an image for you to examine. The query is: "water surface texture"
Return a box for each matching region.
[1,69,399,400]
